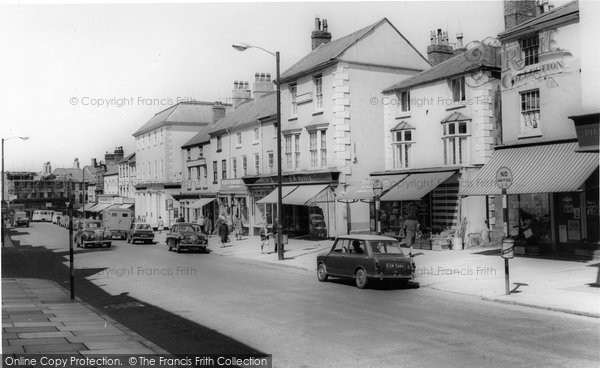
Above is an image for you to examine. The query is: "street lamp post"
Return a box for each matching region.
[1,136,29,246]
[66,174,75,300]
[373,179,383,236]
[232,42,284,260]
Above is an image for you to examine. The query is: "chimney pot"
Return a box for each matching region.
[311,17,332,50]
[314,17,320,30]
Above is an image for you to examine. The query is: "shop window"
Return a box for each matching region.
[442,121,470,165]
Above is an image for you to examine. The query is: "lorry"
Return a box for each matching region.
[102,208,133,239]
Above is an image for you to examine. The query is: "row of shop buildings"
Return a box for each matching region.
[110,1,598,255]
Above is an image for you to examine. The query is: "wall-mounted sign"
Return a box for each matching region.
[496,166,513,190]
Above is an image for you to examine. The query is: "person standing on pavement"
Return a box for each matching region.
[234,214,243,240]
[157,217,164,234]
[219,217,229,246]
[259,223,270,254]
[198,213,205,233]
[402,214,419,256]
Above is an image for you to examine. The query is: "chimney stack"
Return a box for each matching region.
[253,72,274,99]
[212,101,226,123]
[114,146,124,163]
[427,29,454,65]
[311,17,332,50]
[504,0,538,30]
[43,161,52,175]
[91,158,97,168]
[540,0,550,13]
[73,158,80,169]
[232,80,251,109]
[453,32,466,55]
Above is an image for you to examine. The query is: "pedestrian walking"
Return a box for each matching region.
[234,215,243,240]
[157,217,164,233]
[198,214,206,233]
[259,223,270,254]
[219,219,229,247]
[402,214,419,257]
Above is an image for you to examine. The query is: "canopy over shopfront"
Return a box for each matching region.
[460,141,599,196]
[86,203,112,213]
[381,171,456,201]
[256,186,297,204]
[187,198,216,209]
[282,185,329,205]
[337,174,408,202]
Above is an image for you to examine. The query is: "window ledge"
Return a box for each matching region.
[216,149,222,153]
[518,131,543,139]
[446,103,467,111]
[236,145,242,149]
[288,117,298,122]
[396,113,411,119]
[253,141,260,146]
[312,110,324,116]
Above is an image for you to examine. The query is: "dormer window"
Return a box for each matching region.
[519,33,539,66]
[451,77,466,102]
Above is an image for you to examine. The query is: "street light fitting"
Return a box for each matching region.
[232,42,276,57]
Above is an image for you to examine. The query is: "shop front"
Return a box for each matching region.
[218,179,250,235]
[244,171,339,238]
[461,140,599,255]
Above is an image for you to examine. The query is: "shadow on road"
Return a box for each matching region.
[2,239,266,356]
[322,277,420,291]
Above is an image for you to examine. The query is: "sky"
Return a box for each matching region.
[0,0,541,172]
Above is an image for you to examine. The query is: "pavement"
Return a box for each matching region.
[2,278,168,355]
[154,231,600,318]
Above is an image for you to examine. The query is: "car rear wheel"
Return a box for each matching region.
[317,263,328,282]
[106,242,112,248]
[355,268,368,289]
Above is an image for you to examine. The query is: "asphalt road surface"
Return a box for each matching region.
[6,222,600,368]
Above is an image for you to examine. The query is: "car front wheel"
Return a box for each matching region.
[167,238,176,251]
[355,268,368,289]
[317,263,328,282]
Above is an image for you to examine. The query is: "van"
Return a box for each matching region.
[102,208,133,239]
[32,210,53,222]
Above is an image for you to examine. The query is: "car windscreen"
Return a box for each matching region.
[136,224,151,230]
[178,225,200,233]
[369,240,404,255]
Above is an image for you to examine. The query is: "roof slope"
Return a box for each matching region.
[499,0,578,40]
[280,18,428,82]
[133,101,225,137]
[118,152,135,164]
[52,167,96,183]
[383,45,501,93]
[182,93,276,148]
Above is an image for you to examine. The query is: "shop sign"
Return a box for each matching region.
[220,178,247,193]
[496,167,513,190]
[571,113,599,151]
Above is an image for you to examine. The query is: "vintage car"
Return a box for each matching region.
[166,223,208,253]
[74,220,112,248]
[316,234,414,289]
[127,222,155,244]
[12,212,30,227]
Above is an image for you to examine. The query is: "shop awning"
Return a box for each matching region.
[257,186,297,204]
[460,142,599,196]
[381,171,456,201]
[119,203,134,210]
[283,185,328,205]
[187,198,216,209]
[337,174,408,202]
[88,203,112,213]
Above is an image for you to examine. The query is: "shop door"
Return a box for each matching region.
[554,192,582,251]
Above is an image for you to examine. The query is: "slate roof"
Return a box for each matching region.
[52,167,96,183]
[182,93,276,148]
[440,111,471,124]
[133,101,228,137]
[383,45,501,93]
[118,152,135,164]
[280,18,428,82]
[104,166,119,176]
[498,0,578,41]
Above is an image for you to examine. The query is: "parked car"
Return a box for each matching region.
[74,220,112,248]
[166,223,207,253]
[127,222,155,244]
[316,234,414,289]
[12,212,29,227]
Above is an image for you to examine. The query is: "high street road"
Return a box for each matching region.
[5,222,600,368]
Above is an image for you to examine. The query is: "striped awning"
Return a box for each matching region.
[87,203,112,213]
[337,174,408,202]
[283,185,328,205]
[257,186,297,204]
[187,198,216,209]
[460,142,599,196]
[381,171,456,201]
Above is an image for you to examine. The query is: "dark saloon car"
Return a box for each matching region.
[316,234,414,289]
[12,212,29,227]
[74,220,112,248]
[166,223,208,253]
[127,222,155,244]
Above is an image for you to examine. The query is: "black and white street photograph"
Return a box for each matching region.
[1,0,599,367]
